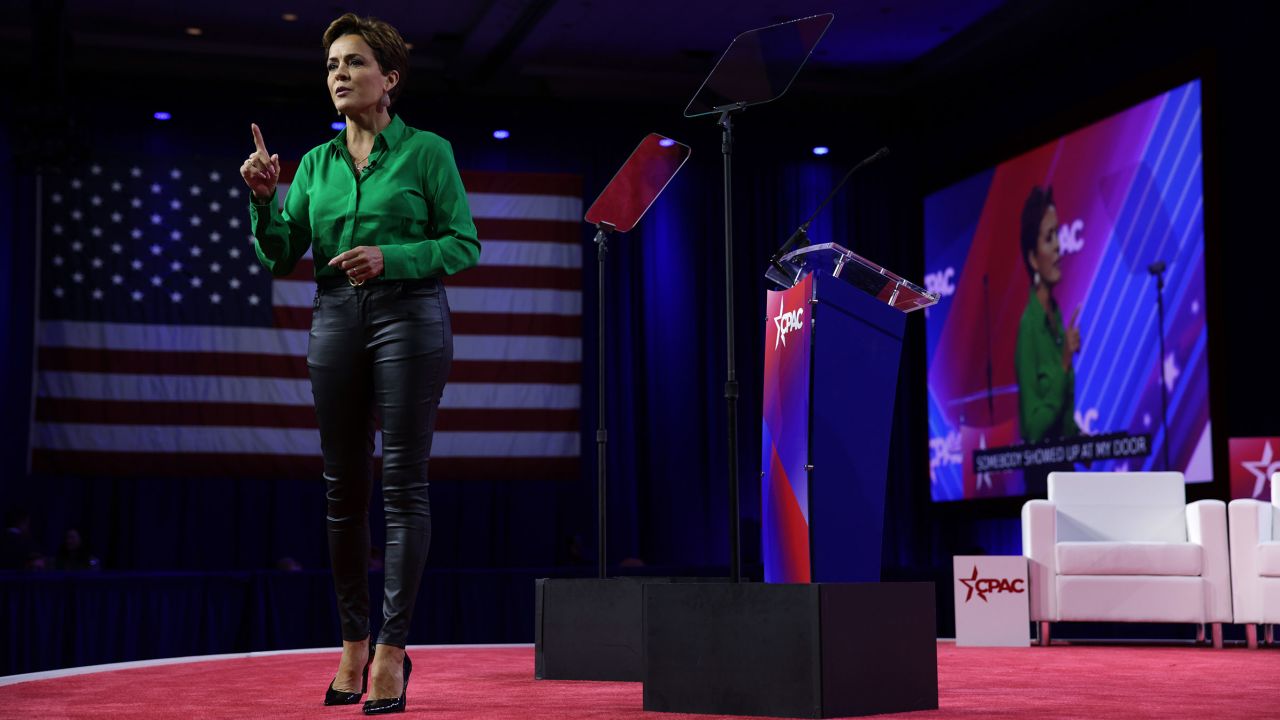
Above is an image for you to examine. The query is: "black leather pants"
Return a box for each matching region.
[307,279,452,648]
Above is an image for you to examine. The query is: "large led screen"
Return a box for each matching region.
[926,79,1211,501]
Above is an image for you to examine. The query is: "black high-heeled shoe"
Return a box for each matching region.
[324,643,374,706]
[362,653,411,715]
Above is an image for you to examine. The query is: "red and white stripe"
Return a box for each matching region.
[32,171,584,480]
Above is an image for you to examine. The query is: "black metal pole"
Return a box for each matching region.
[595,226,609,579]
[719,109,741,583]
[1154,269,1170,470]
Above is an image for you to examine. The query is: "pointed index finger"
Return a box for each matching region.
[251,123,269,157]
[1070,306,1081,327]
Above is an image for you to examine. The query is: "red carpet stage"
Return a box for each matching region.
[2,642,1276,719]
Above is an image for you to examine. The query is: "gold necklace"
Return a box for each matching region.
[348,143,372,169]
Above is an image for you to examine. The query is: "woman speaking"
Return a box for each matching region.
[1015,185,1081,495]
[240,13,479,715]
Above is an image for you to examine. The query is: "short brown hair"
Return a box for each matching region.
[322,13,409,104]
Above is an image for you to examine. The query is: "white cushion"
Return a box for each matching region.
[1057,575,1207,622]
[1056,541,1202,576]
[1049,472,1188,542]
[1258,542,1280,577]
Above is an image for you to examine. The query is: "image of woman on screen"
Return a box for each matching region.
[1015,185,1081,448]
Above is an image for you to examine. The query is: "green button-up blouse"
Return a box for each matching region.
[248,114,480,280]
[1015,287,1079,444]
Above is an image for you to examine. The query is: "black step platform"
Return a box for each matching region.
[642,582,938,718]
[535,577,723,681]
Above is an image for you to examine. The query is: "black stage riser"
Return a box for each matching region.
[535,577,724,681]
[643,582,938,718]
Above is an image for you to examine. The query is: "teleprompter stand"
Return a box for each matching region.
[684,11,835,585]
[534,134,692,681]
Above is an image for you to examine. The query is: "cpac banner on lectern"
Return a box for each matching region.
[761,274,813,583]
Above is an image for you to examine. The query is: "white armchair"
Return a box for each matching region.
[1021,471,1232,647]
[1228,472,1280,648]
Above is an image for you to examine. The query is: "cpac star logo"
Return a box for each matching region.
[958,565,1026,603]
[773,297,805,350]
[1242,441,1280,499]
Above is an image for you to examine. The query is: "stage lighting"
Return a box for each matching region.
[154,112,172,121]
[812,146,830,156]
[493,129,510,140]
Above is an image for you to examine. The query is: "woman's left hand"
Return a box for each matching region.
[330,246,385,285]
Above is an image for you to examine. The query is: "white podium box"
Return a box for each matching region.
[952,555,1030,647]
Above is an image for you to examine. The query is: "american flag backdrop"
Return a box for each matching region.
[31,158,583,480]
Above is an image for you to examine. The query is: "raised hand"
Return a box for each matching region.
[1063,306,1082,370]
[240,123,281,202]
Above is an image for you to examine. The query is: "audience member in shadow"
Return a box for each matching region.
[54,528,99,571]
